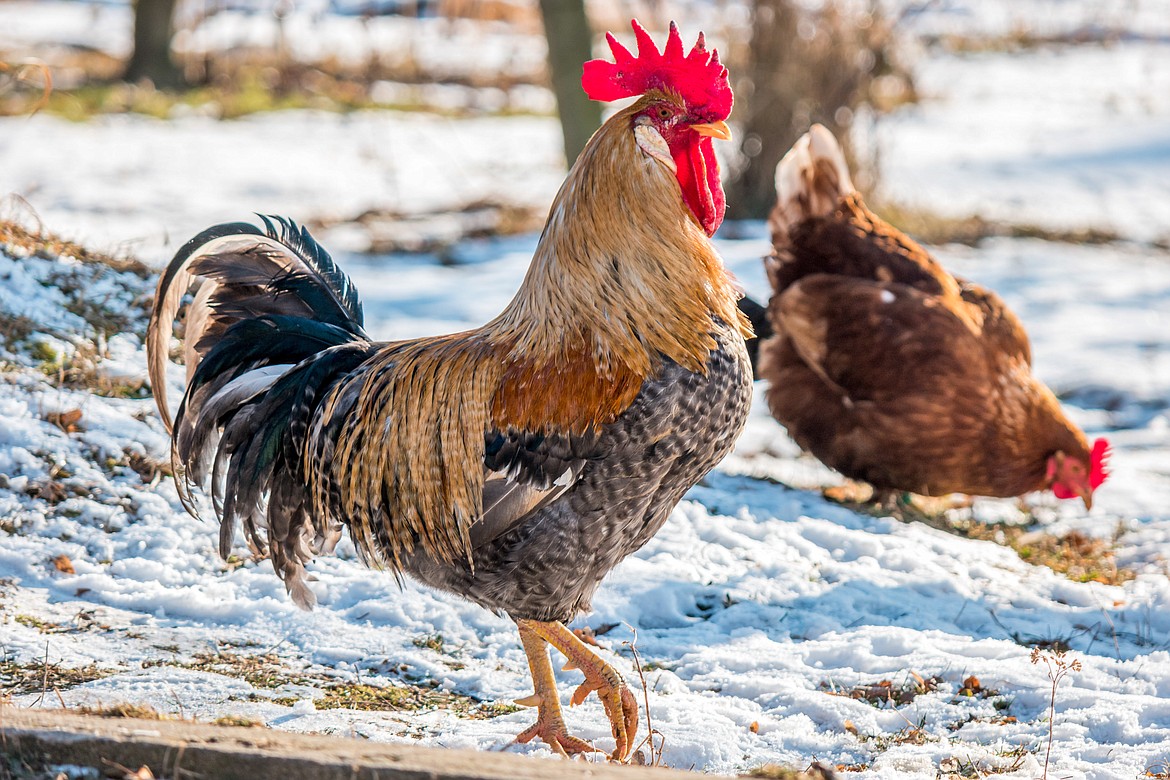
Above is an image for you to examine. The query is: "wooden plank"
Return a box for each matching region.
[0,706,705,780]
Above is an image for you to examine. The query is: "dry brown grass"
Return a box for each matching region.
[821,671,942,707]
[0,213,154,399]
[307,199,546,256]
[949,523,1133,587]
[0,658,114,697]
[76,702,168,720]
[141,650,517,719]
[868,200,1130,248]
[0,215,149,278]
[4,39,549,121]
[0,60,52,115]
[830,489,1135,587]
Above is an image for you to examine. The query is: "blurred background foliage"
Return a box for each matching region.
[0,0,916,219]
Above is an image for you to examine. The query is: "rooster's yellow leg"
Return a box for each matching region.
[513,621,600,758]
[519,619,639,763]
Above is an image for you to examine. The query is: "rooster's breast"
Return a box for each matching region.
[409,322,752,622]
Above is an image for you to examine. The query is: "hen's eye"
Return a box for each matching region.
[657,107,672,120]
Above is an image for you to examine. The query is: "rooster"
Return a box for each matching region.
[747,124,1108,509]
[146,21,752,761]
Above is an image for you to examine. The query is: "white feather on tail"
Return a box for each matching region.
[770,124,855,239]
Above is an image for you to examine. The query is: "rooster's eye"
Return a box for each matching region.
[657,107,673,120]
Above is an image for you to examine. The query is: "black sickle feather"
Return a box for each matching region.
[737,294,771,380]
[258,215,366,332]
[153,216,372,603]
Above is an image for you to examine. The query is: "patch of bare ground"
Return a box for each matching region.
[0,212,150,278]
[141,650,517,719]
[938,746,1032,779]
[922,27,1168,54]
[2,36,552,121]
[867,200,1138,248]
[0,657,116,698]
[824,486,1135,586]
[306,200,546,257]
[820,669,943,707]
[939,520,1133,586]
[0,210,155,397]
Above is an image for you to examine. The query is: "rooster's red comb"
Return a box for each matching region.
[1090,437,1110,489]
[581,20,732,120]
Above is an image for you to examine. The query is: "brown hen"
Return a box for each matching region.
[747,124,1108,508]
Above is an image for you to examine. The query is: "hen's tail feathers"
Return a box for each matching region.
[737,295,772,380]
[769,123,855,239]
[145,216,371,608]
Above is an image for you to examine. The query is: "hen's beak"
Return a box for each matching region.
[1078,487,1093,511]
[691,121,732,141]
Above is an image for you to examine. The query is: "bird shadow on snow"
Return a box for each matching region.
[1060,385,1170,431]
[622,472,1170,671]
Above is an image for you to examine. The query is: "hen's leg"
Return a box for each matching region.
[518,619,639,763]
[513,621,600,758]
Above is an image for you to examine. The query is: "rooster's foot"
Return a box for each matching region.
[569,666,638,762]
[517,618,639,762]
[513,694,600,758]
[515,621,601,758]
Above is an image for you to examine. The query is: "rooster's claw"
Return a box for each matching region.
[515,712,600,758]
[571,673,639,762]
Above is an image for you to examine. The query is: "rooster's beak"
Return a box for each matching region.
[1078,487,1093,512]
[691,121,732,141]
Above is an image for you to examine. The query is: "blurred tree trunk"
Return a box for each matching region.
[724,0,799,220]
[725,0,899,219]
[538,0,601,167]
[124,0,186,89]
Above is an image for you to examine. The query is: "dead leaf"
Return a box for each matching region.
[750,720,760,733]
[46,408,83,433]
[843,719,859,735]
[52,554,75,574]
[572,626,601,647]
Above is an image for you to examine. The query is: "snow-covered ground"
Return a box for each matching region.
[3,2,1170,779]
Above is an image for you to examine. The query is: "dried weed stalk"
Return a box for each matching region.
[622,626,665,766]
[1030,647,1081,780]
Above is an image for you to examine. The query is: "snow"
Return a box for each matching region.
[3,2,1170,779]
[877,40,1170,243]
[0,110,565,258]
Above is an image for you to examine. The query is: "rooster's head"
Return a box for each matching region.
[1046,437,1110,510]
[582,20,733,237]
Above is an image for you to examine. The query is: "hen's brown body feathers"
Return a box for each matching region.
[756,126,1091,499]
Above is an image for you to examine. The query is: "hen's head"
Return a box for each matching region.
[1046,437,1110,510]
[582,20,733,237]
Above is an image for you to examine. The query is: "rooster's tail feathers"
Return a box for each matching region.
[146,217,372,609]
[147,216,366,432]
[770,124,855,237]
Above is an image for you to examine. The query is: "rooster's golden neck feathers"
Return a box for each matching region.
[487,100,749,427]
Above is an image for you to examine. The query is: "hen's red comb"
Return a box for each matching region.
[1090,437,1110,489]
[581,20,732,120]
